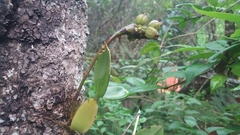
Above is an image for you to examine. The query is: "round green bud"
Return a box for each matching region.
[145,26,159,39]
[135,14,148,25]
[148,20,163,31]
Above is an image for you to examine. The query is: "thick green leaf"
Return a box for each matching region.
[185,63,214,86]
[204,40,228,51]
[186,52,215,61]
[103,85,129,100]
[230,29,240,38]
[135,125,164,135]
[216,128,235,135]
[208,44,239,62]
[70,98,98,133]
[210,74,227,94]
[206,0,218,7]
[169,121,183,129]
[206,127,235,135]
[185,110,200,115]
[129,84,161,94]
[192,6,240,23]
[94,44,111,99]
[229,60,240,76]
[150,49,161,61]
[231,85,240,91]
[184,116,196,127]
[140,41,159,55]
[186,98,201,105]
[206,127,224,134]
[125,77,145,86]
[195,130,208,135]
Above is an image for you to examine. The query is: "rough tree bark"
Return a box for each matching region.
[0,0,88,134]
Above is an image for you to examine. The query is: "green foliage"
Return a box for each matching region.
[136,125,164,135]
[86,98,147,135]
[85,0,240,134]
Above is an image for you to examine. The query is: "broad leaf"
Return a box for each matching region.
[135,125,164,135]
[230,29,240,38]
[169,121,183,129]
[186,52,215,61]
[104,85,129,100]
[184,116,197,127]
[229,60,240,76]
[231,85,240,91]
[192,6,240,23]
[94,44,111,99]
[70,98,98,133]
[210,74,227,94]
[208,44,239,62]
[204,40,228,51]
[186,98,201,105]
[125,77,145,86]
[140,41,159,55]
[206,0,218,7]
[129,84,161,94]
[185,63,214,86]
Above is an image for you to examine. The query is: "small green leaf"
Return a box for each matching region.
[184,116,196,127]
[229,60,240,76]
[206,0,218,7]
[195,130,208,135]
[208,44,239,62]
[150,49,161,61]
[216,128,235,135]
[192,6,240,23]
[100,127,107,133]
[104,85,129,100]
[125,77,145,86]
[206,127,224,133]
[210,74,227,94]
[185,63,214,86]
[129,84,161,94]
[169,121,183,129]
[187,52,215,61]
[204,40,228,51]
[186,98,201,105]
[140,41,159,55]
[231,85,240,91]
[97,121,104,126]
[185,110,200,115]
[135,125,164,135]
[230,29,240,38]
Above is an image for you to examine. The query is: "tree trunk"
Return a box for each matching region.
[0,0,88,134]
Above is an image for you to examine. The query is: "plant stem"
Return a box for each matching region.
[70,26,129,120]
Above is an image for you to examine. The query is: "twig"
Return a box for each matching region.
[122,110,141,135]
[160,20,174,48]
[132,110,141,135]
[194,78,210,98]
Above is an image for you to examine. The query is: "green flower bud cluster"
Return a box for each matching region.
[134,14,163,40]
